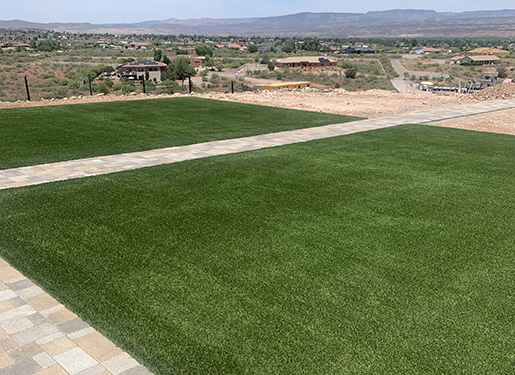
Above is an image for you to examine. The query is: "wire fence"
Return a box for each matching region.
[4,74,253,103]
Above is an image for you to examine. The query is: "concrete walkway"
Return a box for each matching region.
[1,99,515,192]
[1,98,515,374]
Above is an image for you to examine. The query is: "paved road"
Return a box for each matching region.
[390,78,421,93]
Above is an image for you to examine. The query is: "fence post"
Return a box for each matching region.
[231,80,234,94]
[24,76,31,101]
[188,76,192,94]
[88,75,93,96]
[142,77,146,94]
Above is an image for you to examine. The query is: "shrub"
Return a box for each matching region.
[345,67,358,79]
[497,67,507,79]
[121,82,136,94]
[94,81,110,95]
[210,74,220,85]
[159,80,184,94]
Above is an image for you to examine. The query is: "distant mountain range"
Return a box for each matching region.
[2,9,515,37]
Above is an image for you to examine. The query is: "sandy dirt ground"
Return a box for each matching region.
[1,88,513,135]
[432,108,515,135]
[195,89,472,118]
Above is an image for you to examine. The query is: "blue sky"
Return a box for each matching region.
[2,0,515,23]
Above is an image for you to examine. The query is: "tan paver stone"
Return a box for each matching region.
[35,332,66,346]
[0,283,7,292]
[17,285,45,299]
[98,372,113,375]
[41,305,65,318]
[48,309,78,325]
[0,301,14,314]
[0,353,15,370]
[102,353,139,375]
[53,347,98,374]
[0,267,25,284]
[0,327,6,338]
[67,327,95,340]
[27,294,60,311]
[75,332,123,362]
[0,336,18,352]
[42,336,77,356]
[0,290,17,303]
[33,351,57,369]
[7,341,43,362]
[1,316,34,334]
[34,364,68,375]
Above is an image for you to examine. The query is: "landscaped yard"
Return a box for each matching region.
[0,125,514,374]
[0,97,358,169]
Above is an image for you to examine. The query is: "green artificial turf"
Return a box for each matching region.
[0,97,358,169]
[0,125,514,374]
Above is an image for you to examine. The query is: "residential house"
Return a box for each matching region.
[276,56,337,70]
[0,42,29,48]
[118,61,167,81]
[411,47,448,54]
[172,56,205,70]
[126,42,149,50]
[344,46,377,54]
[189,56,205,69]
[453,55,501,65]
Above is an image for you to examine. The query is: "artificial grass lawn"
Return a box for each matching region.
[0,97,358,169]
[0,125,514,374]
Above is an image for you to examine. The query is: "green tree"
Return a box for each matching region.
[268,60,276,71]
[205,55,215,67]
[247,44,258,53]
[170,57,196,85]
[153,49,162,61]
[163,55,171,65]
[195,44,213,57]
[260,54,271,65]
[302,39,320,51]
[282,40,296,53]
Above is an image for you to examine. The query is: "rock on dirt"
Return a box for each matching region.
[471,83,515,101]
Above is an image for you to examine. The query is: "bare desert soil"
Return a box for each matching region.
[196,89,472,118]
[1,87,514,135]
[434,109,515,135]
